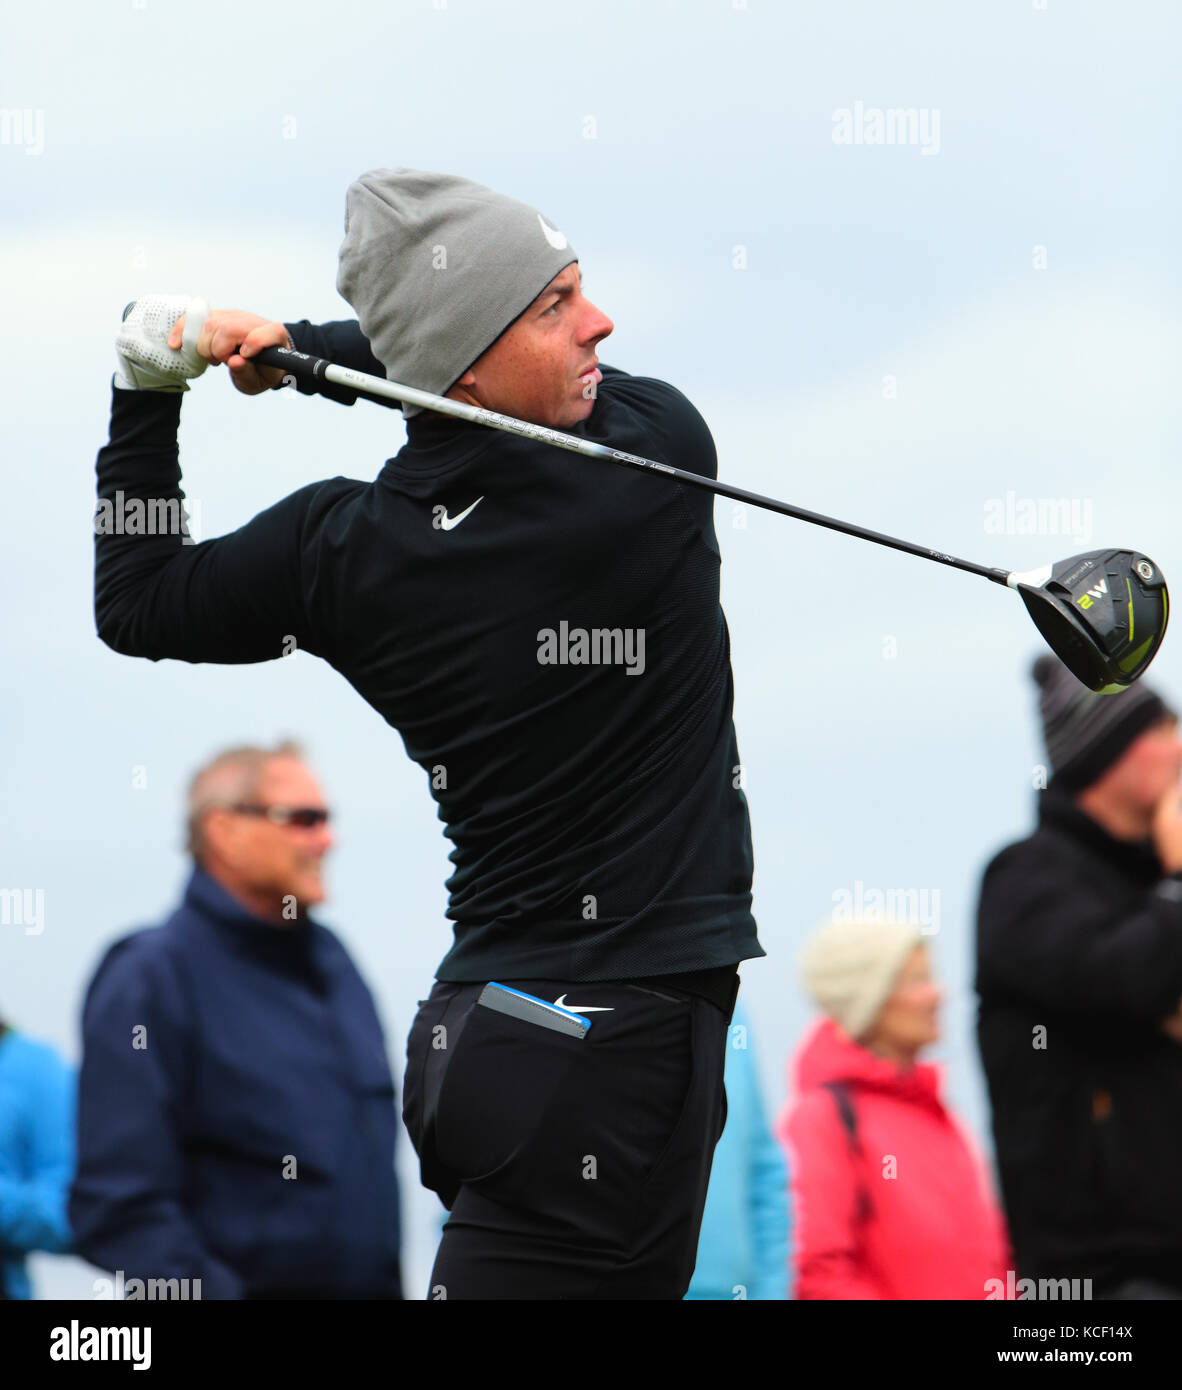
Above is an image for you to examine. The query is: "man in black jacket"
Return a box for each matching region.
[976,653,1182,1298]
[96,168,762,1298]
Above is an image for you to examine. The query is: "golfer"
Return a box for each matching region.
[94,168,765,1299]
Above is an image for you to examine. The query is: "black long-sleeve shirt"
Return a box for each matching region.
[94,320,763,985]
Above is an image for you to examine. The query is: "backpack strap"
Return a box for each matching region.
[822,1081,873,1224]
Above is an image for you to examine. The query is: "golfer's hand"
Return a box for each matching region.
[1152,784,1182,876]
[167,310,291,395]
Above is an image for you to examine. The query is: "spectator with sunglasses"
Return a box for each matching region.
[69,740,402,1299]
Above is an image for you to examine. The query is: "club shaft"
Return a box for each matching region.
[257,345,1010,586]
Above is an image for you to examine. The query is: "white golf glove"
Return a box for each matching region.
[114,294,210,391]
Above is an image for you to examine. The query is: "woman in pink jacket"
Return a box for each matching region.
[776,918,1010,1299]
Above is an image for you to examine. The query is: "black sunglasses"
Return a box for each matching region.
[229,804,331,829]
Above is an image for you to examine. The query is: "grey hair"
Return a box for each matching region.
[185,739,306,861]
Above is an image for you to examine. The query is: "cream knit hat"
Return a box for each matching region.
[800,917,924,1041]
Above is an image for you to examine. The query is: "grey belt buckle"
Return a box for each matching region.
[478,983,591,1038]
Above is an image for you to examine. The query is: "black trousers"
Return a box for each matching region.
[402,972,739,1299]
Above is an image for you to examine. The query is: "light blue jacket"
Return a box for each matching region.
[686,1003,791,1300]
[0,1029,75,1298]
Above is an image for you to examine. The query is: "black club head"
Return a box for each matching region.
[1012,549,1169,693]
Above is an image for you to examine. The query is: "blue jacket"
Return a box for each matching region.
[70,868,401,1298]
[686,1003,791,1300]
[0,1030,75,1299]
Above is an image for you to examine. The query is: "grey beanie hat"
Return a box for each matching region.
[1033,654,1171,791]
[336,168,578,418]
[800,917,924,1042]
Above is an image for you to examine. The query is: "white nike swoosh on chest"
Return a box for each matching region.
[438,496,485,531]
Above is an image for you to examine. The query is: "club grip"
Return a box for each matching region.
[251,344,403,411]
[253,345,329,383]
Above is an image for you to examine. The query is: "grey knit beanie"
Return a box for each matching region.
[800,917,925,1042]
[1034,654,1171,791]
[336,168,578,418]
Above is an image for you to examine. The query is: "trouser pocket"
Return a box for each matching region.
[434,988,587,1197]
[402,989,464,1203]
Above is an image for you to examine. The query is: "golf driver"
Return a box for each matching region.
[252,343,1168,694]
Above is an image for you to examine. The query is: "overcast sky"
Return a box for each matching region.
[3,0,1180,1297]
